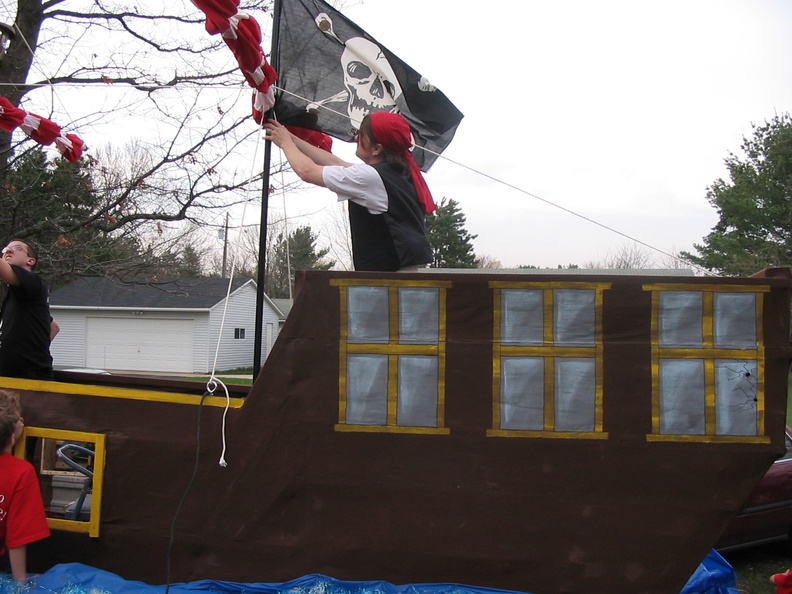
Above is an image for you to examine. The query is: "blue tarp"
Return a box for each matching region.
[679,550,739,594]
[0,550,738,594]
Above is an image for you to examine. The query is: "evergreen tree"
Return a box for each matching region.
[2,148,144,287]
[175,244,205,278]
[425,197,477,268]
[683,113,792,276]
[265,225,335,298]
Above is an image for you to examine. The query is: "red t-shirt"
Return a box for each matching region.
[772,570,792,594]
[0,452,50,553]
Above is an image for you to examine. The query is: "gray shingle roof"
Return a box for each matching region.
[50,277,255,309]
[270,298,293,319]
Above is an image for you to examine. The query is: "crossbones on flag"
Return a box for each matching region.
[0,97,86,163]
[274,0,463,170]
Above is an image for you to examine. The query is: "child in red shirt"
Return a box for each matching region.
[771,569,792,594]
[0,389,50,582]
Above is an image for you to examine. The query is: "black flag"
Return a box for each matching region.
[274,0,463,170]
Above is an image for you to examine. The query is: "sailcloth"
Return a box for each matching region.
[273,0,463,170]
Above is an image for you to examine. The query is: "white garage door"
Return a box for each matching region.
[86,317,195,372]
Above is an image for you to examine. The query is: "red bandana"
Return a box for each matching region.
[369,112,436,215]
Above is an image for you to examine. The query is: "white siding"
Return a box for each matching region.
[50,281,279,374]
[86,317,194,372]
[50,309,89,368]
[50,309,210,373]
[207,283,277,372]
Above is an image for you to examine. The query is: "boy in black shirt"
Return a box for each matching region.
[0,240,53,380]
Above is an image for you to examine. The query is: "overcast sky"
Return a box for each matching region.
[268,0,792,268]
[5,1,792,270]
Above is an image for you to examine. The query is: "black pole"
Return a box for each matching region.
[253,0,282,380]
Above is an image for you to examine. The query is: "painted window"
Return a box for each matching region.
[332,279,450,434]
[15,427,106,537]
[489,282,611,439]
[644,284,769,442]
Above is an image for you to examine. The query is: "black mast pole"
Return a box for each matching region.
[253,0,282,380]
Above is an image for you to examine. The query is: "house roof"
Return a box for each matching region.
[50,277,256,309]
[270,298,293,319]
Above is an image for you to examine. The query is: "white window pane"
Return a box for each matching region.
[554,290,595,347]
[348,286,389,343]
[659,359,705,434]
[555,358,596,432]
[502,289,543,345]
[659,292,703,348]
[715,359,758,436]
[346,354,387,424]
[500,357,544,430]
[714,293,757,349]
[398,355,438,427]
[399,288,439,344]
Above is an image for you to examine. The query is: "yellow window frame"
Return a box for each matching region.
[488,281,611,439]
[14,426,106,537]
[644,283,770,443]
[331,278,451,434]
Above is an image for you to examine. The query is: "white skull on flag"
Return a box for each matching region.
[309,13,402,129]
[340,37,402,128]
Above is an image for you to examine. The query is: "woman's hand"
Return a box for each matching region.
[263,120,293,148]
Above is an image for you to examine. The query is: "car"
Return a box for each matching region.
[716,427,792,552]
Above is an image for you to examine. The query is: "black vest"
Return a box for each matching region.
[348,162,433,271]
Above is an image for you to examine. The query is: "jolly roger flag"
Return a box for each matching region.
[273,0,463,170]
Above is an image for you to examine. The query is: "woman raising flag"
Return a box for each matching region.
[264,112,434,272]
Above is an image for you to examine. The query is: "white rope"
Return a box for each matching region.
[205,92,268,468]
[7,15,702,273]
[204,377,231,468]
[427,149,706,273]
[274,86,706,274]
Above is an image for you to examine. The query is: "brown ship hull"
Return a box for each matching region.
[6,269,791,594]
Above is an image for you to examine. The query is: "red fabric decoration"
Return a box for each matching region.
[190,0,240,36]
[253,90,277,124]
[0,97,26,132]
[369,112,436,215]
[1,96,86,160]
[55,133,86,163]
[21,114,61,146]
[288,126,333,152]
[224,16,262,73]
[191,3,277,114]
[773,570,792,594]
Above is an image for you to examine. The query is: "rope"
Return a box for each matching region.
[8,7,703,272]
[9,23,72,121]
[273,86,704,273]
[6,24,704,274]
[429,149,705,273]
[204,109,269,467]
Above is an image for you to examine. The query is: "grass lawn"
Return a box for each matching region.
[720,376,792,592]
[723,542,789,593]
[186,375,253,386]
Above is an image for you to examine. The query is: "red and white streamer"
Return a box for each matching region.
[0,97,85,162]
[191,0,277,112]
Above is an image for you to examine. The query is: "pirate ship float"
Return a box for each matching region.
[5,267,792,594]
